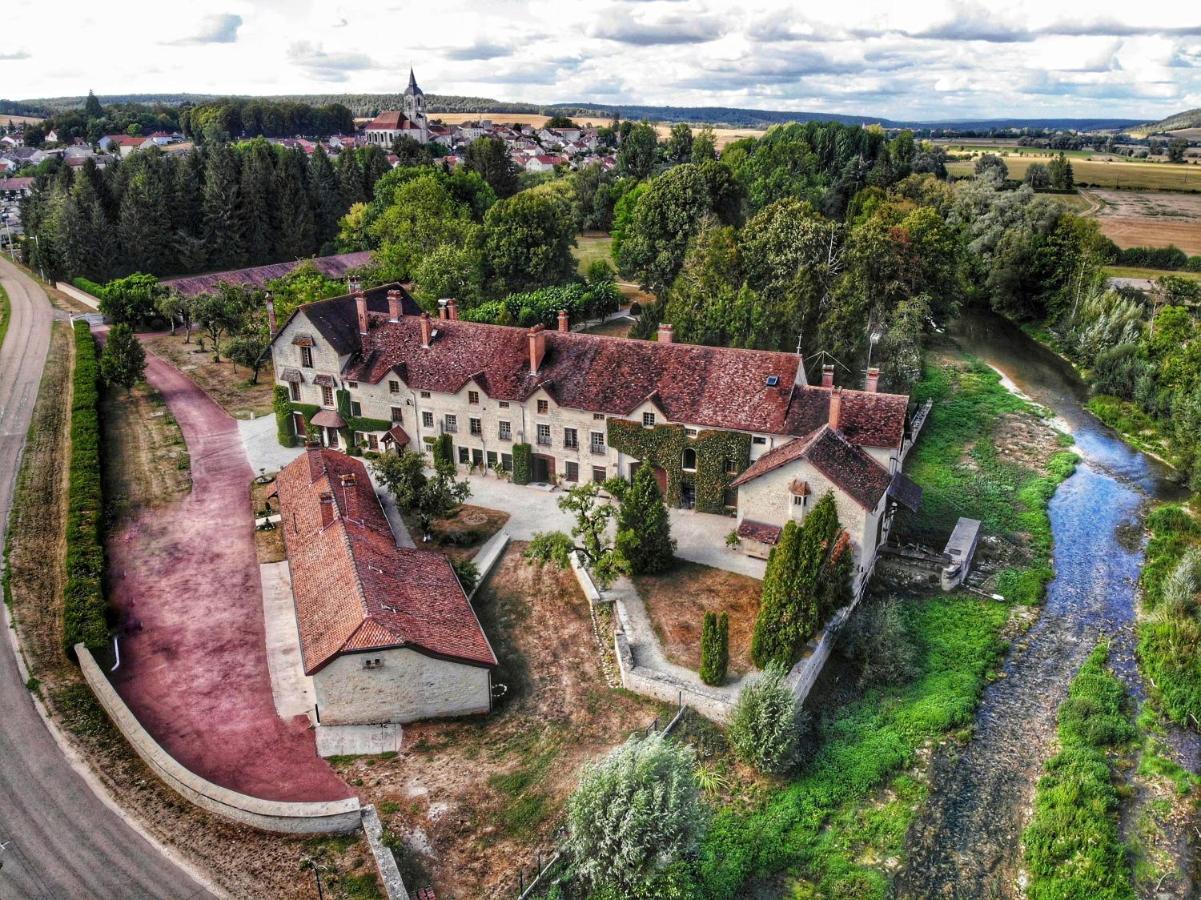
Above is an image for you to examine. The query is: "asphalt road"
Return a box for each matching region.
[0,258,212,900]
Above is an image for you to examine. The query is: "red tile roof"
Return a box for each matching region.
[731,425,893,510]
[365,111,421,131]
[276,449,496,673]
[334,315,907,442]
[737,520,782,545]
[162,251,374,298]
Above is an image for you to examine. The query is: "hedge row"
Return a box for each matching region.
[71,277,108,300]
[1113,245,1201,272]
[64,321,109,657]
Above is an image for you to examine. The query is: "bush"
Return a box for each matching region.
[700,612,729,686]
[273,385,297,447]
[459,281,621,329]
[1115,245,1189,270]
[566,733,702,894]
[72,277,107,300]
[451,558,480,595]
[511,442,532,485]
[728,665,811,775]
[431,433,453,468]
[839,596,919,689]
[64,322,109,657]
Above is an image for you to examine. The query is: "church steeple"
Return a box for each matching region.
[405,68,422,97]
[402,67,427,137]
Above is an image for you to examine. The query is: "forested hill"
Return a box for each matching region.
[1144,108,1201,132]
[8,92,1140,131]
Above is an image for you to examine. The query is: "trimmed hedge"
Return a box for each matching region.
[64,322,109,657]
[511,442,532,485]
[1113,245,1201,272]
[72,277,108,300]
[700,612,729,686]
[272,385,296,447]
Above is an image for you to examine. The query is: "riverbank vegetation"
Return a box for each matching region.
[1023,643,1135,899]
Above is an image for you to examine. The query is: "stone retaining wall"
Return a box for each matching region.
[76,644,362,834]
[612,626,735,723]
[55,281,102,310]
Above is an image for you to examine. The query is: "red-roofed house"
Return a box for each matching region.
[363,69,429,145]
[275,447,496,725]
[268,289,922,589]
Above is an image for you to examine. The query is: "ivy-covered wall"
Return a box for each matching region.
[512,443,532,485]
[607,420,751,514]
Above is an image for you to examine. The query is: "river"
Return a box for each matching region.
[896,309,1194,898]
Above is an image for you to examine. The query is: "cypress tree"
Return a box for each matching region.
[750,520,802,669]
[274,147,316,259]
[616,464,675,574]
[309,145,343,253]
[202,142,246,269]
[700,611,729,686]
[240,139,278,265]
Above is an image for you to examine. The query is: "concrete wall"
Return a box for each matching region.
[786,604,853,704]
[76,645,362,834]
[612,626,734,724]
[54,281,101,310]
[314,647,491,726]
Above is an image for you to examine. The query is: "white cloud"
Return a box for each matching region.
[0,0,1199,121]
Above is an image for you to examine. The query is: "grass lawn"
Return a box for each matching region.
[636,560,761,676]
[948,157,1201,191]
[1105,265,1201,283]
[142,329,274,418]
[692,348,1078,897]
[0,284,9,350]
[573,231,613,276]
[101,380,191,521]
[581,317,634,338]
[330,544,662,898]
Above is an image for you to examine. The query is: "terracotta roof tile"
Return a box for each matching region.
[276,449,496,673]
[737,520,782,544]
[162,251,374,298]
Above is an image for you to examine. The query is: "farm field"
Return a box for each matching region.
[947,155,1201,191]
[1105,266,1201,283]
[0,114,43,126]
[430,112,765,149]
[1088,188,1201,254]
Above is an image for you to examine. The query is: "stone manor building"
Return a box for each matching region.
[268,287,922,597]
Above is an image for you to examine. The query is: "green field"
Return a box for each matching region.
[1104,266,1201,283]
[948,157,1201,191]
[573,232,613,276]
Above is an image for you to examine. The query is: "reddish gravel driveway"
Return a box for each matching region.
[106,340,350,802]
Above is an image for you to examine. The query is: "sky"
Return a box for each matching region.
[3,0,1201,121]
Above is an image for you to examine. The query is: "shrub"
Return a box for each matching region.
[431,432,453,468]
[700,612,729,686]
[839,596,919,689]
[511,442,532,485]
[566,733,702,894]
[64,322,109,657]
[728,665,811,775]
[615,464,675,575]
[273,385,296,447]
[72,277,108,300]
[451,558,480,595]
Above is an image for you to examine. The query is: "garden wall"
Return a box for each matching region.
[76,645,363,834]
[55,281,101,310]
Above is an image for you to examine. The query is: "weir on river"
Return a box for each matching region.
[896,309,1194,898]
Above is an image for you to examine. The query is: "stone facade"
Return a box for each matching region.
[314,647,491,726]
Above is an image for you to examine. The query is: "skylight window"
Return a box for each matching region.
[766,375,780,387]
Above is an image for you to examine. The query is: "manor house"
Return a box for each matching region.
[268,287,922,596]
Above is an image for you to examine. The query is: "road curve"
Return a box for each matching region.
[0,258,212,899]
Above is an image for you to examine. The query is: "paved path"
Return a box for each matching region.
[463,473,766,578]
[0,259,211,899]
[106,341,350,803]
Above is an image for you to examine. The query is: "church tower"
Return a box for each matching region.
[403,68,427,129]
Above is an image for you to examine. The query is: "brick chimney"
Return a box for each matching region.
[355,291,368,336]
[658,323,674,344]
[319,491,336,528]
[558,309,569,332]
[828,387,843,431]
[340,473,357,522]
[528,324,547,374]
[419,312,432,349]
[265,294,277,334]
[438,299,449,320]
[865,367,880,393]
[387,289,402,323]
[821,364,835,389]
[447,298,458,321]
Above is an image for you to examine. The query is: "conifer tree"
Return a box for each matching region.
[202,142,246,269]
[337,148,366,206]
[274,148,316,260]
[616,464,675,574]
[700,611,729,686]
[309,145,343,253]
[359,145,391,200]
[118,169,174,275]
[100,323,147,392]
[240,139,278,265]
[750,520,803,669]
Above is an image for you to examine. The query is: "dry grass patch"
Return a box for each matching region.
[143,330,274,418]
[101,380,190,521]
[636,560,762,676]
[948,156,1201,192]
[250,476,285,563]
[422,504,510,563]
[334,544,662,899]
[582,317,634,338]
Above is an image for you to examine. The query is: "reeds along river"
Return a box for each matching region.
[896,309,1195,898]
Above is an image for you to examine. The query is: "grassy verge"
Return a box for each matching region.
[0,283,9,351]
[1086,395,1174,463]
[1022,643,1135,899]
[1104,265,1201,284]
[693,355,1078,897]
[1137,505,1201,727]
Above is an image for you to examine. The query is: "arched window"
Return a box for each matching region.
[681,448,697,471]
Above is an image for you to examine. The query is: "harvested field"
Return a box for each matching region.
[1087,189,1201,254]
[333,544,662,899]
[5,322,378,899]
[947,156,1201,191]
[143,329,274,418]
[0,114,44,126]
[636,560,762,676]
[101,379,191,519]
[429,112,764,149]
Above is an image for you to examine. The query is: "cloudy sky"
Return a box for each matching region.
[3,0,1200,121]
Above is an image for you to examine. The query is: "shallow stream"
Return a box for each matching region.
[896,309,1194,897]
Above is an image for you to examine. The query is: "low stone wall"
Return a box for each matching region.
[612,626,735,723]
[76,644,363,834]
[362,805,409,900]
[469,530,511,599]
[568,551,602,604]
[55,281,102,310]
[786,605,852,703]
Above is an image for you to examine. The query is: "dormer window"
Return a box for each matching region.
[642,412,656,428]
[538,400,549,415]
